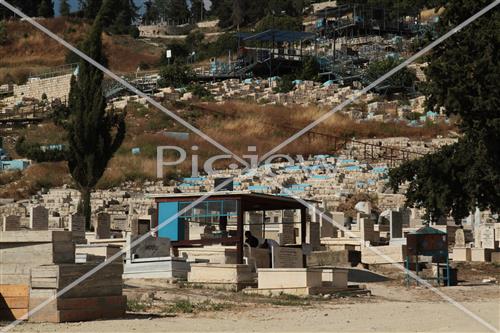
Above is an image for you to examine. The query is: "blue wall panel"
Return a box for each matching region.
[157,202,180,241]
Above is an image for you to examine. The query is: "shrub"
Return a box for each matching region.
[158,61,194,88]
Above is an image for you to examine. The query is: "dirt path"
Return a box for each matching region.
[7,283,500,333]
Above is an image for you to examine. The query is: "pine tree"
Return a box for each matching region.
[66,7,126,229]
[232,0,244,30]
[38,0,54,17]
[84,0,102,19]
[60,0,71,16]
[389,0,500,223]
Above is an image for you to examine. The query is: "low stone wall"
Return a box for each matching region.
[13,74,72,102]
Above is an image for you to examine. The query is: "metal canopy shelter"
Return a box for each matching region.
[236,29,316,43]
[151,191,314,265]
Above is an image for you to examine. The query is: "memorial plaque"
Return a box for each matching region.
[29,205,48,230]
[2,215,21,231]
[273,247,302,268]
[111,215,127,231]
[481,225,495,249]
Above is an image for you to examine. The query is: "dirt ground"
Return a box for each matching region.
[3,264,500,333]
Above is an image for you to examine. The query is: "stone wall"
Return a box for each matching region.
[13,74,72,102]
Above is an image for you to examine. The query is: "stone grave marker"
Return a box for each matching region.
[280,210,295,245]
[248,211,264,239]
[359,217,375,247]
[389,211,403,239]
[69,213,86,243]
[455,229,465,247]
[96,213,111,239]
[29,205,48,230]
[111,215,127,231]
[308,222,321,250]
[126,234,171,263]
[273,246,302,268]
[481,225,495,249]
[2,215,21,231]
[130,217,139,236]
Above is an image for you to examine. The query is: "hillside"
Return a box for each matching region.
[0,17,163,84]
[0,100,453,199]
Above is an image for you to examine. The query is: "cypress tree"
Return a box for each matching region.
[38,0,54,17]
[60,0,71,16]
[66,7,126,229]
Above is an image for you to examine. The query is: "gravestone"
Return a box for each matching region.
[96,213,111,239]
[125,234,171,263]
[280,210,295,245]
[248,211,264,239]
[273,246,303,268]
[481,225,495,250]
[2,215,21,231]
[359,217,375,247]
[320,211,337,238]
[69,213,86,244]
[130,217,139,236]
[389,211,403,239]
[111,215,127,231]
[308,222,321,250]
[29,205,48,230]
[455,229,465,247]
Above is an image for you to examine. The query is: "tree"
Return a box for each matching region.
[60,0,71,16]
[38,0,54,17]
[232,0,244,30]
[389,0,500,223]
[158,60,194,88]
[66,5,126,229]
[366,58,417,94]
[255,14,303,31]
[84,0,102,19]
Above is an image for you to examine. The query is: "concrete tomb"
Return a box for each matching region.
[69,213,86,244]
[123,235,189,279]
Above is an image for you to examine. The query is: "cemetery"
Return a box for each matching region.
[0,184,498,326]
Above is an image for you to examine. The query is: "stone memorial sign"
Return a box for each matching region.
[481,225,495,249]
[360,217,375,246]
[455,229,465,247]
[96,213,111,239]
[69,213,86,243]
[29,205,48,230]
[248,211,264,239]
[2,215,21,231]
[130,217,139,236]
[390,211,403,239]
[111,215,127,231]
[273,246,302,268]
[280,210,295,245]
[308,222,320,250]
[126,234,171,263]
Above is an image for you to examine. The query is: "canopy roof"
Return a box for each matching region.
[236,29,316,43]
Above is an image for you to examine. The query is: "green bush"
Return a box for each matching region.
[158,61,194,88]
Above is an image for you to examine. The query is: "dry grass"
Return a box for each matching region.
[0,18,163,84]
[1,100,453,198]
